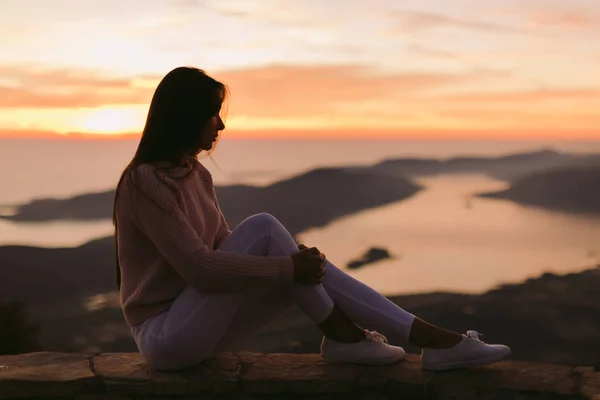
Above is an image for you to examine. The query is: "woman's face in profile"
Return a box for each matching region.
[199,113,225,151]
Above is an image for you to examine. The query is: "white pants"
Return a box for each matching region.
[131,213,416,370]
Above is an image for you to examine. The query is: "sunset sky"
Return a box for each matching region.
[1,0,599,139]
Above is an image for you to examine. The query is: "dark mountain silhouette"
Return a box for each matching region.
[5,150,600,223]
[0,236,115,306]
[479,166,600,214]
[1,191,115,222]
[371,149,598,180]
[1,167,421,224]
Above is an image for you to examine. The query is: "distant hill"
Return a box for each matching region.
[1,167,421,226]
[479,166,600,215]
[0,236,115,306]
[219,167,422,235]
[1,191,116,222]
[370,149,599,180]
[5,149,600,223]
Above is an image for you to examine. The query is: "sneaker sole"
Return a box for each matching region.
[321,352,406,366]
[422,349,511,371]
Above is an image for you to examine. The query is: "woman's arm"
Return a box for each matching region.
[124,165,293,293]
[212,187,232,249]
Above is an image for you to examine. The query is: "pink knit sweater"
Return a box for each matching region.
[115,160,294,327]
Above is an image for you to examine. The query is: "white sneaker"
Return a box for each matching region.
[421,330,511,371]
[320,330,406,365]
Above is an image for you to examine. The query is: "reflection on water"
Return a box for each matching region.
[298,174,600,295]
[84,292,120,312]
[0,206,16,217]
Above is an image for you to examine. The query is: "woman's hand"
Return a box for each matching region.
[291,245,326,285]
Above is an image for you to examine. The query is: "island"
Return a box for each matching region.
[1,167,421,229]
[347,247,393,269]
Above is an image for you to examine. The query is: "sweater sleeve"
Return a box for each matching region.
[195,162,231,249]
[124,165,294,292]
[212,187,232,249]
[214,203,232,249]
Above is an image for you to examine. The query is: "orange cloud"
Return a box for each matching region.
[0,128,140,140]
[0,64,598,138]
[439,88,600,103]
[0,86,151,108]
[212,64,508,117]
[434,107,600,130]
[0,66,133,88]
[0,64,506,113]
[0,66,154,108]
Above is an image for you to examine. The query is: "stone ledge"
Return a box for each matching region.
[0,351,598,399]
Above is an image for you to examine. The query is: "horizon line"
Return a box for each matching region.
[1,128,599,141]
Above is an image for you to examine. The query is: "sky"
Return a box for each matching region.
[1,0,599,139]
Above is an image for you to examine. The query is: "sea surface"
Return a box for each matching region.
[2,137,600,295]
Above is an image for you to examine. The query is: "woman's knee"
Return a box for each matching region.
[242,212,281,232]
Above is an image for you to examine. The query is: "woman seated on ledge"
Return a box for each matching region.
[113,67,511,371]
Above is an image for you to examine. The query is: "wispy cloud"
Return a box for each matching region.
[0,66,153,108]
[394,10,529,35]
[0,66,134,88]
[528,9,598,27]
[405,45,463,61]
[177,0,323,28]
[0,128,141,139]
[0,64,509,111]
[212,64,510,118]
[439,88,600,103]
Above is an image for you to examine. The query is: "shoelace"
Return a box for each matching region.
[465,330,484,342]
[364,330,389,346]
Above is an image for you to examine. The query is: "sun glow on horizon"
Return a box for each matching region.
[1,0,599,140]
[69,106,146,135]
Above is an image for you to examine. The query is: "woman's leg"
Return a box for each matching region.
[134,213,367,370]
[216,213,366,344]
[226,213,460,349]
[211,213,406,365]
[320,262,462,348]
[233,214,510,371]
[136,212,507,370]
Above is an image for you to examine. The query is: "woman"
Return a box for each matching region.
[113,66,511,371]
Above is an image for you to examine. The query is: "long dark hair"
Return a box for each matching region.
[113,67,228,288]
